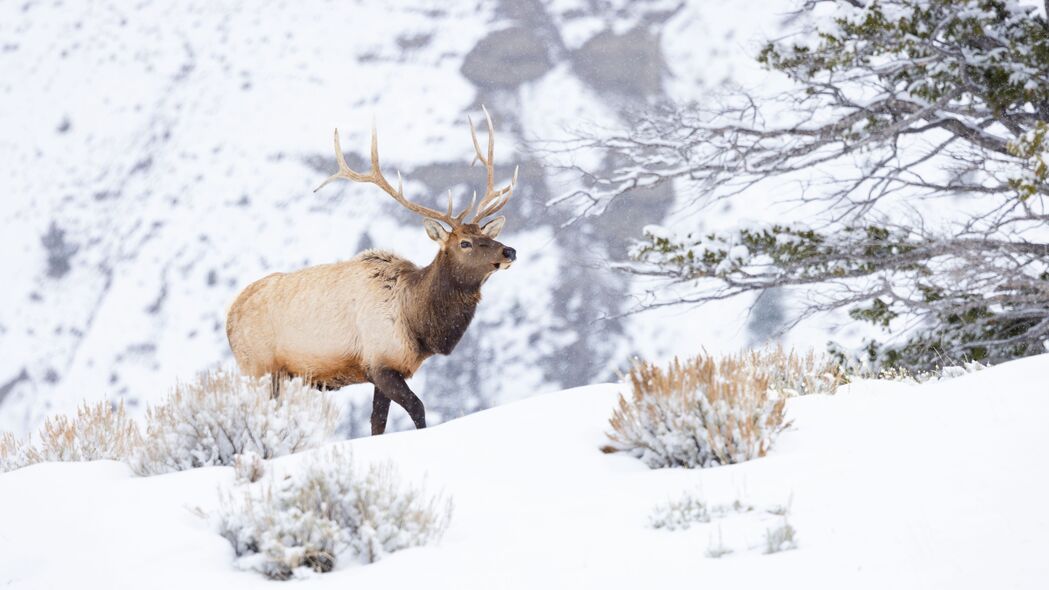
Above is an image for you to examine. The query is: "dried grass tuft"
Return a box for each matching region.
[745,346,846,396]
[218,447,451,579]
[0,431,28,473]
[603,351,794,468]
[131,367,338,476]
[1,401,142,473]
[233,452,266,484]
[764,518,798,554]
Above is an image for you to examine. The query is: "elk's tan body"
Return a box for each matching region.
[227,107,518,435]
[227,251,420,387]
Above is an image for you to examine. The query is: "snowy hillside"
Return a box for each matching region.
[0,0,792,437]
[2,354,1046,589]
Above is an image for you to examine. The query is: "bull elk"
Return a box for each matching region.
[226,107,518,435]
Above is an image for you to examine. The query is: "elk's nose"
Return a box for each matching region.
[502,247,517,261]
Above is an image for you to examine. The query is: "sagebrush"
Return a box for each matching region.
[649,492,755,531]
[649,494,711,531]
[745,347,844,396]
[132,368,338,475]
[233,451,266,484]
[218,448,451,579]
[843,358,987,384]
[0,431,26,473]
[603,352,792,468]
[764,518,798,554]
[0,401,141,473]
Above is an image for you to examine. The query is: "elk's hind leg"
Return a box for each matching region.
[371,386,392,435]
[370,368,426,430]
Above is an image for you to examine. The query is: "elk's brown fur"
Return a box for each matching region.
[226,108,517,435]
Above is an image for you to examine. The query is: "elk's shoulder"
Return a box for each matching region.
[352,249,416,271]
[349,248,418,283]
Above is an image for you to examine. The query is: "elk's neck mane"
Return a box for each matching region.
[403,249,484,356]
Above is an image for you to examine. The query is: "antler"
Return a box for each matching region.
[314,125,466,227]
[468,105,518,223]
[315,107,517,228]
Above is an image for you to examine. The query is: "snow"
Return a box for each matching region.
[641,224,673,241]
[2,354,1047,589]
[4,0,772,438]
[0,0,840,443]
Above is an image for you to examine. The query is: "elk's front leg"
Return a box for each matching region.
[370,367,426,430]
[371,386,392,436]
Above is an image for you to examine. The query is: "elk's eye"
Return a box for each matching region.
[460,240,472,249]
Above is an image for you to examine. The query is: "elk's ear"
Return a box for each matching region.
[423,219,450,243]
[480,216,506,238]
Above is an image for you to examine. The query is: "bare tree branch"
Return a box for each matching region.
[536,0,1049,369]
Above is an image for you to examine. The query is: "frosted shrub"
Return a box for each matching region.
[0,432,29,472]
[747,346,845,396]
[218,448,451,580]
[132,368,338,475]
[0,401,142,473]
[764,518,798,554]
[650,492,755,531]
[937,360,987,380]
[32,400,142,462]
[233,452,266,484]
[649,494,710,530]
[603,353,790,468]
[844,358,987,383]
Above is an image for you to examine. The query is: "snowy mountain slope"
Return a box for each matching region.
[2,354,1046,589]
[0,0,794,437]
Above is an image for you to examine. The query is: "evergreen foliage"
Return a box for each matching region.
[564,0,1049,369]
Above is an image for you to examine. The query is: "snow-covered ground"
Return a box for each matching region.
[2,354,1046,589]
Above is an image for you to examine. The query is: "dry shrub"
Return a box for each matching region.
[218,448,452,580]
[845,358,986,383]
[649,494,711,530]
[649,492,755,531]
[764,518,798,554]
[603,352,791,468]
[234,452,266,484]
[0,431,28,473]
[132,368,338,476]
[746,346,846,396]
[0,401,142,473]
[34,400,142,462]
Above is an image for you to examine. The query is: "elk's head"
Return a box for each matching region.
[315,106,518,283]
[424,218,515,275]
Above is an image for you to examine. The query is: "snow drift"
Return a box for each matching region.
[1,355,1047,589]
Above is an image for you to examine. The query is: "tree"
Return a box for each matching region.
[552,0,1049,369]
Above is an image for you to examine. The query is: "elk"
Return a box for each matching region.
[226,107,518,435]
